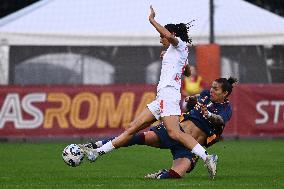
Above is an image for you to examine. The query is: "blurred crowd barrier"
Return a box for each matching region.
[4,45,284,85]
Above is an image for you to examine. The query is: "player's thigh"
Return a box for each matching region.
[161,116,180,134]
[159,87,181,117]
[128,107,156,133]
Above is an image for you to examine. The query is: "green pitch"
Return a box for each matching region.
[0,140,283,189]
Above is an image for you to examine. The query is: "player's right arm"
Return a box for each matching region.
[204,111,224,126]
[149,5,178,46]
[201,103,232,127]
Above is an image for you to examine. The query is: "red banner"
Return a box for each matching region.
[1,84,284,138]
[0,85,156,138]
[225,84,284,137]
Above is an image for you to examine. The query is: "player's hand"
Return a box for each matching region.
[201,105,209,119]
[149,5,156,20]
[185,95,196,102]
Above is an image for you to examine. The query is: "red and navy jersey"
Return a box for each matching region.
[182,90,232,137]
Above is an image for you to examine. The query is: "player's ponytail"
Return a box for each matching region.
[227,77,238,86]
[215,77,238,97]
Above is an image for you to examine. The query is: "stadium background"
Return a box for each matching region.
[0,1,283,189]
[0,0,283,139]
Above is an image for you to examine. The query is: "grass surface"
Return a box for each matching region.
[0,140,283,189]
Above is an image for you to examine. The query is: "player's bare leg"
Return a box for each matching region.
[80,108,156,161]
[111,108,156,147]
[162,115,217,179]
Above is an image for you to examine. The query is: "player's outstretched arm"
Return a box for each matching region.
[201,106,224,126]
[149,5,178,46]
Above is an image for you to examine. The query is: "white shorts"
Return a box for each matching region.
[147,86,181,120]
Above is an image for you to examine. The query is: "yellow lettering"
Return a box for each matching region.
[70,93,98,129]
[97,92,134,128]
[134,92,155,118]
[44,93,71,129]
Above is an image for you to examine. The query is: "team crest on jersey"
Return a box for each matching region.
[174,73,181,82]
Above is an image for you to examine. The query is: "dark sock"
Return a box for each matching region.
[90,133,145,149]
[124,133,145,147]
[159,169,181,179]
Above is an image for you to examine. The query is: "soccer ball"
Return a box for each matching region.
[62,144,84,167]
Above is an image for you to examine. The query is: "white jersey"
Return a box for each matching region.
[157,37,188,91]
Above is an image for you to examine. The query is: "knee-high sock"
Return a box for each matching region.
[95,133,145,155]
[92,133,145,148]
[123,133,145,147]
[159,169,181,179]
[191,143,208,161]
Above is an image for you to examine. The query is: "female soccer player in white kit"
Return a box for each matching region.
[80,6,218,179]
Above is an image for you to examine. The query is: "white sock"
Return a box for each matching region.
[191,144,208,161]
[96,141,115,155]
[95,141,103,148]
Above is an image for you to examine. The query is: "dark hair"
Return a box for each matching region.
[164,23,192,44]
[215,77,238,97]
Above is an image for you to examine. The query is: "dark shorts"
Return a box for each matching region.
[150,123,195,161]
